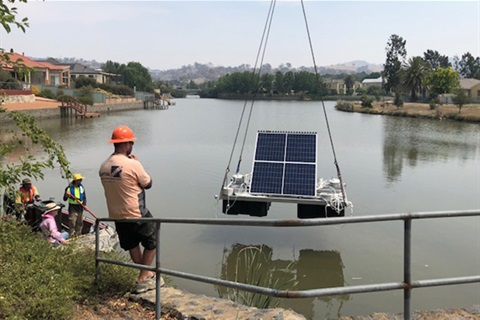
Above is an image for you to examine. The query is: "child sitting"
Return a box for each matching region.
[39,203,69,246]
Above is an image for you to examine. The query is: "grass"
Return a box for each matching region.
[0,218,137,320]
[335,100,480,122]
[218,244,297,309]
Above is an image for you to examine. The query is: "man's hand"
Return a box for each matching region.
[129,154,138,160]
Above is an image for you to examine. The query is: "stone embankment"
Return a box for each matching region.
[130,286,480,320]
[0,96,144,123]
[130,286,306,320]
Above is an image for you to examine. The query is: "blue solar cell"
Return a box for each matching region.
[251,131,317,197]
[286,134,316,163]
[283,163,316,196]
[254,133,286,161]
[250,162,284,194]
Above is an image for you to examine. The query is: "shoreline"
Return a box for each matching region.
[0,97,144,123]
[335,101,480,123]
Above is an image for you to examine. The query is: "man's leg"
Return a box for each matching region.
[75,210,84,235]
[129,246,156,282]
[69,211,77,237]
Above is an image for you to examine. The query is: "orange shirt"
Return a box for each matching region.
[99,154,152,219]
[15,185,40,204]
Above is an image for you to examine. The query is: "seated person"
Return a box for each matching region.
[39,203,69,246]
[15,178,41,221]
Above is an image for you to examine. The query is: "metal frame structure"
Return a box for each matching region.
[95,209,480,320]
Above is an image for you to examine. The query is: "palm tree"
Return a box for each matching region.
[400,56,429,101]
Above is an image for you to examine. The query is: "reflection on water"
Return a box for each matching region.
[382,117,479,182]
[218,244,348,319]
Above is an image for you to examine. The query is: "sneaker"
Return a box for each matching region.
[131,275,165,294]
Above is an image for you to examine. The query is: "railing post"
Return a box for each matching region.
[94,219,100,284]
[404,218,412,320]
[155,221,161,320]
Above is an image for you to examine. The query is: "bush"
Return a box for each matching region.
[360,95,373,108]
[335,100,354,111]
[40,89,55,99]
[75,75,97,89]
[78,96,94,106]
[97,83,134,96]
[0,220,136,320]
[31,85,41,96]
[394,92,404,109]
[57,94,76,103]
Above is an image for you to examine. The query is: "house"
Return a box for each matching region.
[459,78,480,102]
[40,60,116,85]
[2,51,70,88]
[324,79,362,95]
[361,76,383,90]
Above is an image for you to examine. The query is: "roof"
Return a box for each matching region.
[362,76,383,84]
[2,52,69,71]
[459,78,480,90]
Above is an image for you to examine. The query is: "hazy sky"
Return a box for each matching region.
[4,1,479,71]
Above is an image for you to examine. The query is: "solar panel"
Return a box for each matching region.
[250,131,317,197]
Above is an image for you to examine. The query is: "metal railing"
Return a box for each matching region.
[94,209,480,320]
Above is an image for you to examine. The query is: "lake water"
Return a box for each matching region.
[30,98,479,319]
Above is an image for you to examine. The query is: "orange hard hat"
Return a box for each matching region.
[109,126,137,143]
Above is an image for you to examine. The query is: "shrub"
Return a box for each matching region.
[335,100,354,112]
[394,92,403,109]
[40,89,55,99]
[31,85,41,96]
[75,75,97,89]
[78,96,94,106]
[360,95,373,108]
[57,94,76,103]
[97,83,133,96]
[0,220,136,320]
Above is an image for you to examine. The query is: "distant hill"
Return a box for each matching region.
[34,56,383,83]
[150,60,384,83]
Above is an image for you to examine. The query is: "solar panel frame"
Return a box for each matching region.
[250,131,317,197]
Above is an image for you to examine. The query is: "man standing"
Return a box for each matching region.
[63,173,87,237]
[99,125,161,293]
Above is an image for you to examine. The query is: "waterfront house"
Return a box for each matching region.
[459,78,480,102]
[324,79,362,95]
[361,76,383,90]
[2,51,70,88]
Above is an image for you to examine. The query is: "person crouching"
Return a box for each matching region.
[40,203,69,246]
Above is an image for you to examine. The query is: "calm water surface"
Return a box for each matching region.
[32,99,479,319]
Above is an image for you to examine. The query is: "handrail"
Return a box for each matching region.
[94,209,480,320]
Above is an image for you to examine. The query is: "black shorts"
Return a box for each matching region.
[68,203,83,214]
[115,211,157,251]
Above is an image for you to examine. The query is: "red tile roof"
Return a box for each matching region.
[2,52,69,71]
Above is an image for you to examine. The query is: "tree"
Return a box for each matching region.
[383,34,407,93]
[423,49,451,71]
[400,56,429,101]
[452,87,469,113]
[344,75,355,95]
[118,61,153,92]
[0,0,29,33]
[425,67,459,98]
[394,91,403,109]
[1,0,72,214]
[0,1,32,80]
[455,52,480,79]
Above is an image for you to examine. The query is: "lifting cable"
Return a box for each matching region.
[221,0,347,206]
[300,0,347,204]
[220,0,277,192]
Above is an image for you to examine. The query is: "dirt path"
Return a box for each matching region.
[2,97,61,111]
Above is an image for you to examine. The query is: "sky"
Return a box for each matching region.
[3,1,480,71]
